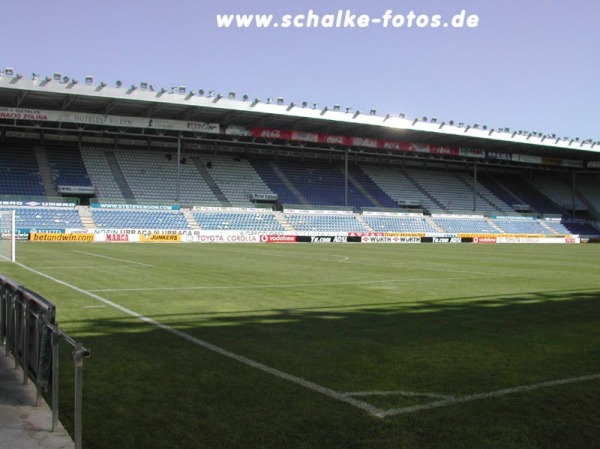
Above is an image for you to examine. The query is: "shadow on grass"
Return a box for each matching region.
[52,287,600,449]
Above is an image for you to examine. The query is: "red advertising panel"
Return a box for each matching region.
[318,133,353,146]
[251,128,294,140]
[260,235,297,243]
[473,236,497,244]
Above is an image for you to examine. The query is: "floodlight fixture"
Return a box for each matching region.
[320,106,329,115]
[4,68,14,77]
[53,73,62,81]
[45,76,52,82]
[277,97,284,105]
[251,98,260,107]
[208,90,215,97]
[70,78,78,85]
[85,76,93,84]
[287,102,295,111]
[398,113,406,119]
[313,102,319,109]
[198,89,205,95]
[242,94,249,101]
[32,73,40,80]
[369,109,377,115]
[140,82,149,90]
[62,76,70,84]
[178,86,186,94]
[412,118,419,125]
[149,85,156,91]
[346,107,352,113]
[353,110,361,118]
[302,101,308,107]
[116,80,122,87]
[333,104,340,111]
[431,117,437,123]
[159,87,167,93]
[449,120,454,126]
[100,81,108,87]
[228,91,236,99]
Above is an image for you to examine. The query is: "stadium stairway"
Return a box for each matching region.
[191,157,230,206]
[77,206,96,229]
[269,161,310,205]
[34,147,59,197]
[402,170,445,211]
[339,167,382,208]
[485,217,505,233]
[355,214,375,232]
[183,209,201,230]
[273,211,294,231]
[425,216,446,233]
[104,151,136,201]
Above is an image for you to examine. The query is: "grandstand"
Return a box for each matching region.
[0,73,599,239]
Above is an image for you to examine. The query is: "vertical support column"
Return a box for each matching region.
[176,135,182,204]
[51,325,60,432]
[344,150,349,207]
[21,301,28,383]
[10,210,15,262]
[73,343,88,449]
[472,161,478,212]
[572,170,576,214]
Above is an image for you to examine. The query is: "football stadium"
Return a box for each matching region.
[1,71,600,449]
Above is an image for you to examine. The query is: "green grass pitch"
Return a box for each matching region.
[2,242,600,449]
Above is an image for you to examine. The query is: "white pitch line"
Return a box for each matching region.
[344,390,455,400]
[33,265,146,270]
[72,250,153,267]
[14,261,384,417]
[88,276,493,293]
[378,373,600,418]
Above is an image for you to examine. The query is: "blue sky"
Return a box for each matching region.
[2,0,598,140]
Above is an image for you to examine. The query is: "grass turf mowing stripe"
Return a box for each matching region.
[15,260,385,417]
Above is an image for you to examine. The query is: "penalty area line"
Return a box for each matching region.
[14,261,384,418]
[378,373,600,418]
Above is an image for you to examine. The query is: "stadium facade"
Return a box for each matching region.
[1,70,599,244]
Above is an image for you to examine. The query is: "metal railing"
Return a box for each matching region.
[0,275,90,449]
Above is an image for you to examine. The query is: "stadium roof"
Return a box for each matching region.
[1,74,599,163]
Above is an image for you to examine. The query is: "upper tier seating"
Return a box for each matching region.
[263,159,375,208]
[46,146,93,188]
[0,147,45,196]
